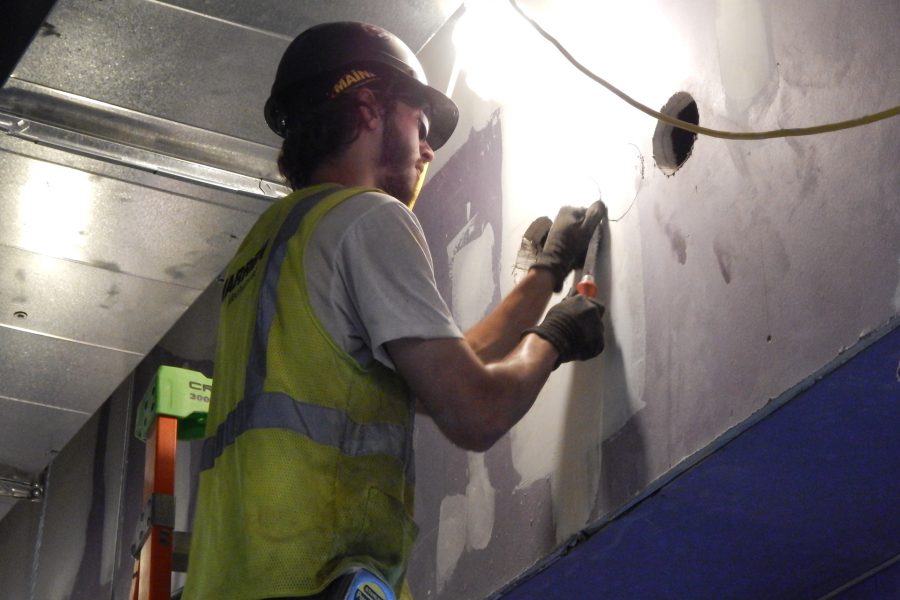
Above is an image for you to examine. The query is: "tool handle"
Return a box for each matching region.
[575,274,597,298]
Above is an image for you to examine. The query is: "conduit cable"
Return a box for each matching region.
[507,0,900,140]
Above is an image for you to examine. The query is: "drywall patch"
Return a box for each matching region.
[466,452,495,550]
[435,453,497,592]
[436,495,467,593]
[715,0,775,111]
[415,109,504,596]
[510,205,647,540]
[448,217,496,331]
[416,111,503,315]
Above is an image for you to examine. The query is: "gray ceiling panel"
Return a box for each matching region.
[14,0,460,144]
[0,245,200,353]
[14,0,296,144]
[156,0,457,50]
[0,396,89,473]
[0,144,259,289]
[0,325,141,413]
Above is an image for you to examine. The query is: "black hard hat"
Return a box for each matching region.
[264,21,459,150]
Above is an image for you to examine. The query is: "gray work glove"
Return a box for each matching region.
[529,200,607,292]
[524,294,605,369]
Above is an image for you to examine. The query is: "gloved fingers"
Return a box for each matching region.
[573,295,606,359]
[569,200,608,270]
[553,205,586,223]
[568,293,606,317]
[523,216,552,249]
[584,199,608,230]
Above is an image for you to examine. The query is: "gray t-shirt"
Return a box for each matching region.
[304,190,463,371]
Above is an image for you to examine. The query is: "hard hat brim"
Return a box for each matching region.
[418,84,459,151]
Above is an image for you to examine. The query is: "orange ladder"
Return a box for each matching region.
[129,366,211,600]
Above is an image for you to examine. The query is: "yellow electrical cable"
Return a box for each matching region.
[508,0,900,140]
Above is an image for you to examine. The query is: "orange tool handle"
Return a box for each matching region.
[576,274,597,298]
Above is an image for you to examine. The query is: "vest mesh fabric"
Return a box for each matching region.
[183,185,417,600]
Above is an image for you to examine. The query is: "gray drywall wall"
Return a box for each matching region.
[0,2,895,599]
[408,1,900,598]
[0,497,41,599]
[27,378,131,600]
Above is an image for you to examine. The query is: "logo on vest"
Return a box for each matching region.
[221,241,268,303]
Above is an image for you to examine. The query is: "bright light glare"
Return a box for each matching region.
[17,161,94,260]
[453,0,689,217]
[454,0,688,104]
[439,0,466,18]
[452,0,554,103]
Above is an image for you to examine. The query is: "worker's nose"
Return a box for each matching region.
[420,140,435,163]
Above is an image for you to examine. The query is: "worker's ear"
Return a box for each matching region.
[356,87,382,132]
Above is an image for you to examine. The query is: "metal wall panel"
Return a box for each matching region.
[0,325,141,413]
[0,497,42,597]
[30,377,132,600]
[0,395,88,474]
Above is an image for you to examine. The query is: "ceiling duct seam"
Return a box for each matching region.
[0,79,290,198]
[0,321,145,356]
[0,112,289,199]
[0,392,91,415]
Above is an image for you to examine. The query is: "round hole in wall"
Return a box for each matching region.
[13,311,27,320]
[653,92,699,176]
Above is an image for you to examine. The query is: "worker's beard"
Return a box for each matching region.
[378,113,422,208]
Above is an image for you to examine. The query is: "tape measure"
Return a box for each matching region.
[335,568,396,600]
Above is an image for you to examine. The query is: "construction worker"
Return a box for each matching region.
[182,21,605,600]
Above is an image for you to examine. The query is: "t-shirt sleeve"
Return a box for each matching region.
[335,198,463,370]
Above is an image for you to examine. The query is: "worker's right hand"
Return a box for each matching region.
[530,200,607,292]
[524,294,605,369]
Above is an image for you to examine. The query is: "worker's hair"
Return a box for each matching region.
[277,82,397,190]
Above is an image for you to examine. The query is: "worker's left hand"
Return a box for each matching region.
[530,200,607,292]
[524,293,605,369]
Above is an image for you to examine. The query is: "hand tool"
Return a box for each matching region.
[333,567,396,600]
[575,209,605,298]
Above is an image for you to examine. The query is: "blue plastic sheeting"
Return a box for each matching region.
[837,558,900,599]
[501,325,900,600]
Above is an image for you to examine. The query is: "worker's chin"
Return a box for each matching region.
[381,171,422,209]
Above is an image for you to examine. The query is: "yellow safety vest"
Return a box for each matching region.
[183,184,417,600]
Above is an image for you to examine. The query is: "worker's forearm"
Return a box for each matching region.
[464,268,556,363]
[460,334,558,451]
[390,329,559,452]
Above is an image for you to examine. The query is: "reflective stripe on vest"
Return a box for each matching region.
[200,186,411,474]
[199,392,408,470]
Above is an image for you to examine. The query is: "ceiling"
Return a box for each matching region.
[0,0,462,520]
